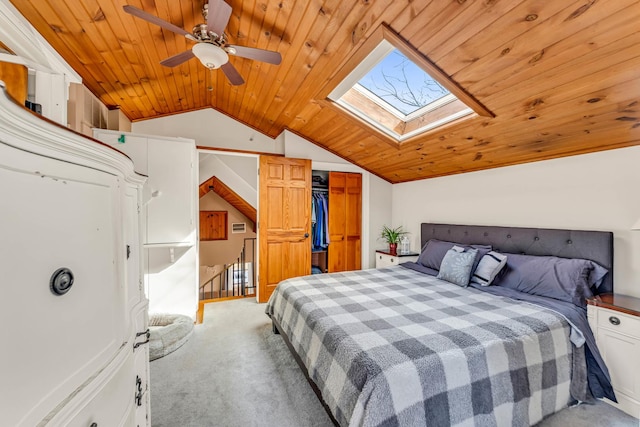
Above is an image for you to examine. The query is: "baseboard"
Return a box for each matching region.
[604,391,640,420]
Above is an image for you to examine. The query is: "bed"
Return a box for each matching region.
[265,223,616,426]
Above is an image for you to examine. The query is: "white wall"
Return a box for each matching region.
[284,130,352,164]
[392,146,640,298]
[199,152,258,207]
[134,112,395,270]
[370,174,393,253]
[199,191,256,268]
[213,153,258,191]
[132,108,284,154]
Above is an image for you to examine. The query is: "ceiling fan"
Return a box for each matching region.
[123,0,282,86]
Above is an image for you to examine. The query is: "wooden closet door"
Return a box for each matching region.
[328,172,362,272]
[345,173,362,271]
[258,156,311,302]
[328,172,346,272]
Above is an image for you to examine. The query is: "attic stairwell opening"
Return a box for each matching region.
[197,152,258,323]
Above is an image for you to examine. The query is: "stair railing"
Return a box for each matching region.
[199,237,256,300]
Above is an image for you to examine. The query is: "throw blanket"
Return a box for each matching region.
[266,266,577,426]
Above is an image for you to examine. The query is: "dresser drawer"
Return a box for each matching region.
[376,253,397,268]
[597,307,640,340]
[375,251,419,268]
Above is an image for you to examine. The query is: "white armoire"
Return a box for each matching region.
[0,84,150,426]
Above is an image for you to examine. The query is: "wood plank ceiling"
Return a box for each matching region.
[8,0,640,183]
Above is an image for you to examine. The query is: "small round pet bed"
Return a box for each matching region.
[148,313,194,361]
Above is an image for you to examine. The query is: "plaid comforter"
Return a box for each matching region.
[266,266,575,427]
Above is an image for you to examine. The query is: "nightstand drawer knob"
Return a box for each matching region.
[609,316,621,326]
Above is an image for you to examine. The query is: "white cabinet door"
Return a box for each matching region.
[125,184,144,309]
[146,138,194,244]
[62,352,136,427]
[93,132,149,175]
[133,307,151,427]
[599,328,640,400]
[595,308,640,417]
[0,141,125,427]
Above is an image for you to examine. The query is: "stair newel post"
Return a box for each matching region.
[241,246,245,296]
[232,261,236,296]
[222,264,226,296]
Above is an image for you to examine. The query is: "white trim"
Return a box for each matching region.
[0,83,143,185]
[335,97,474,142]
[0,52,56,74]
[352,84,458,121]
[0,0,81,83]
[328,39,394,101]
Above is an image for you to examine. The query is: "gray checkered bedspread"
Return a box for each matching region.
[266,266,575,427]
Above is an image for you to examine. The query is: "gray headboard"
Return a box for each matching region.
[420,223,614,294]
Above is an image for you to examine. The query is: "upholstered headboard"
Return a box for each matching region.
[420,223,614,294]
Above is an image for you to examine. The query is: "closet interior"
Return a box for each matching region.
[311,170,362,274]
[311,170,329,273]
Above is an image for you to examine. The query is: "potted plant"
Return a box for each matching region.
[380,225,407,256]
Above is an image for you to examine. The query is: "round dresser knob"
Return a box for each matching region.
[50,268,74,296]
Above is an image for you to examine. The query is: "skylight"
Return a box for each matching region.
[326,30,491,143]
[357,49,450,117]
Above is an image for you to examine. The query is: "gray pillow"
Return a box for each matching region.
[417,239,491,272]
[436,246,478,287]
[470,251,508,286]
[590,263,609,290]
[494,253,609,307]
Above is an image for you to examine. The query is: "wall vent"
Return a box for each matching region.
[232,223,246,234]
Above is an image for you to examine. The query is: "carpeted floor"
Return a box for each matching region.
[150,298,639,427]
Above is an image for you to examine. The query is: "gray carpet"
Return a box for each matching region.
[150,298,639,427]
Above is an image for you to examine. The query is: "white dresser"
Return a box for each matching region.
[375,250,420,268]
[588,294,640,419]
[0,85,150,426]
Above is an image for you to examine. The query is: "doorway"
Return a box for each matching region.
[197,150,259,314]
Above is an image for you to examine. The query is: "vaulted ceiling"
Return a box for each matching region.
[9,0,640,183]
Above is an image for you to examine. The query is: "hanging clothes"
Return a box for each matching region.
[312,191,329,251]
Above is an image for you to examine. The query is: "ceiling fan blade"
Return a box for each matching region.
[123,5,191,38]
[220,62,245,86]
[160,50,195,67]
[207,0,233,37]
[227,45,282,65]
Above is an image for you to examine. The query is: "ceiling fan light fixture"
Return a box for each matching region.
[192,43,228,69]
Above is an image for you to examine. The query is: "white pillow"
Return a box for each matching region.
[470,251,507,286]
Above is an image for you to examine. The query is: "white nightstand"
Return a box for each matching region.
[587,294,640,419]
[375,250,419,268]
